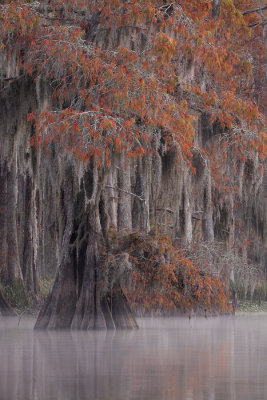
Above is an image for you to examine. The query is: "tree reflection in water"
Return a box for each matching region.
[0,315,267,400]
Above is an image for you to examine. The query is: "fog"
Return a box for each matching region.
[0,314,267,400]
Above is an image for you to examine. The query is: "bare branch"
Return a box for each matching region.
[155,208,174,214]
[105,185,144,201]
[1,75,24,81]
[42,16,77,22]
[242,5,267,15]
[248,20,267,28]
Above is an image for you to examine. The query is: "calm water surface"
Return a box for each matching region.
[0,314,267,400]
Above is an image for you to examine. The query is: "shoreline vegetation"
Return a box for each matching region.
[2,277,267,318]
[235,301,267,313]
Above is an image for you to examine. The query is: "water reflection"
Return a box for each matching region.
[0,315,267,400]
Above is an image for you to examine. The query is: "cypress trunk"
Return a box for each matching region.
[0,162,8,283]
[7,158,23,284]
[35,166,138,330]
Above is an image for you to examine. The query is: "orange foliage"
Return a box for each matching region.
[121,233,230,313]
[0,0,265,167]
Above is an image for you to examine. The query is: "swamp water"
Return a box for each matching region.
[0,314,267,400]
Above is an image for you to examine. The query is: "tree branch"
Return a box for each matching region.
[1,75,25,81]
[105,185,144,201]
[155,208,174,214]
[248,20,267,28]
[242,5,267,15]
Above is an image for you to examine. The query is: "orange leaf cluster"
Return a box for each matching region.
[0,0,265,168]
[121,233,230,313]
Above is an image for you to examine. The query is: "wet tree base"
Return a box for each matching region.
[35,286,138,330]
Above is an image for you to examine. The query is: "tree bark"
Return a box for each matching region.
[106,167,117,229]
[0,162,8,283]
[182,170,193,245]
[35,168,76,329]
[22,172,39,293]
[7,159,23,284]
[117,154,132,231]
[202,164,214,242]
[132,157,150,233]
[35,166,138,330]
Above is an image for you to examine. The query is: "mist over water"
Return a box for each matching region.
[0,314,267,400]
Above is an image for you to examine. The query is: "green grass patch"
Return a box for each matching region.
[0,277,54,316]
[237,301,267,312]
[1,280,28,311]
